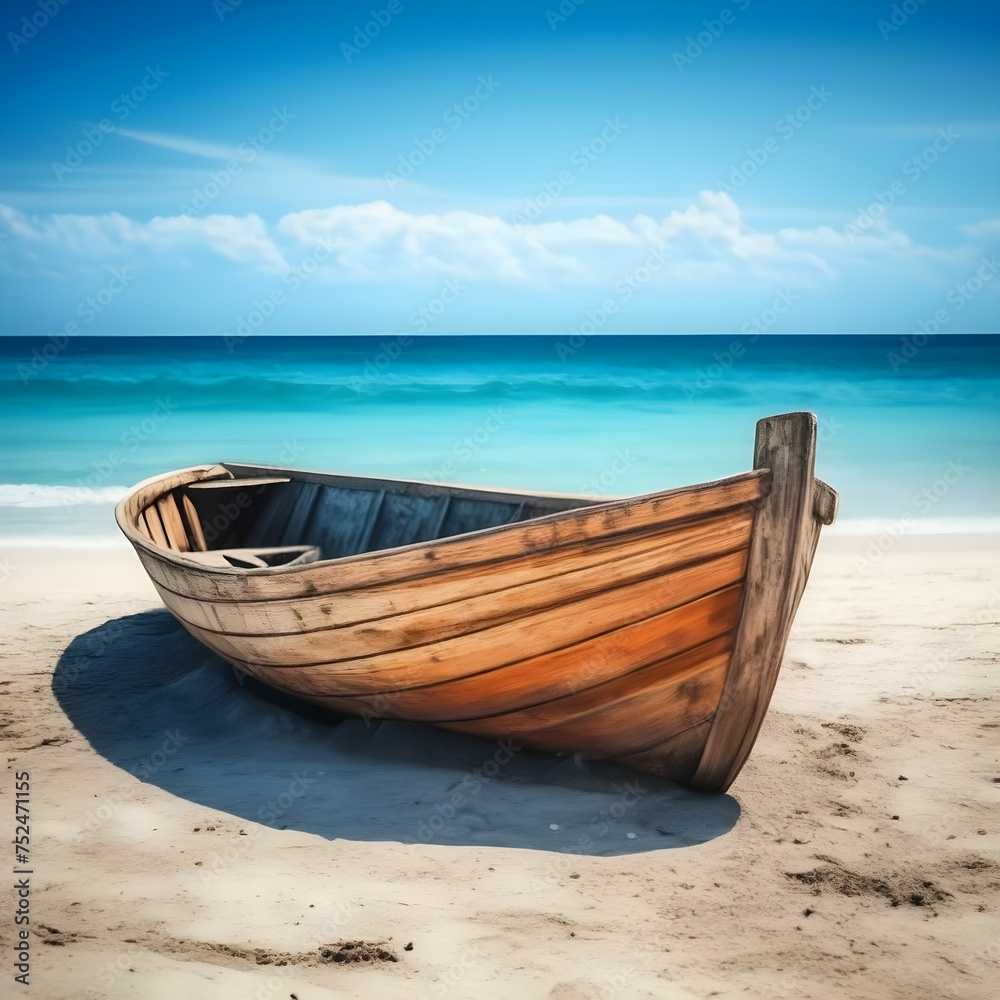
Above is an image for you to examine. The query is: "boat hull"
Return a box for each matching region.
[116,412,836,792]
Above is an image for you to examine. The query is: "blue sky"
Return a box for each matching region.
[1,0,997,334]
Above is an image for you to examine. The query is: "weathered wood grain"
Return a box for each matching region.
[187,477,291,490]
[155,494,189,552]
[272,608,737,726]
[143,504,169,549]
[178,549,747,669]
[180,494,207,551]
[613,719,713,784]
[691,412,824,792]
[441,654,727,758]
[813,478,839,525]
[134,472,765,603]
[158,508,753,635]
[228,585,740,700]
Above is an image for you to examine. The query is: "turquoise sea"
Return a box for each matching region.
[1,334,998,545]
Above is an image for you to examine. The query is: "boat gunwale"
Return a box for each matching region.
[115,463,770,579]
[145,502,757,614]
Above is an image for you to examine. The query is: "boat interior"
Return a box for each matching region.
[135,463,605,567]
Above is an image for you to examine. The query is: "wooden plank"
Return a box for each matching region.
[279,482,320,547]
[116,465,230,542]
[174,548,747,669]
[180,494,207,551]
[440,654,727,758]
[353,490,386,553]
[187,477,291,490]
[157,508,754,636]
[222,585,743,714]
[135,472,765,603]
[180,546,321,569]
[171,543,745,664]
[143,504,170,549]
[814,478,839,525]
[225,591,740,719]
[299,487,385,558]
[369,492,453,551]
[613,718,713,784]
[691,412,822,792]
[443,637,730,731]
[156,494,190,552]
[441,496,526,537]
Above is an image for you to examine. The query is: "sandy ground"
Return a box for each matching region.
[1,534,997,999]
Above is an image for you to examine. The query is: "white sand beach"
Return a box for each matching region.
[1,534,997,999]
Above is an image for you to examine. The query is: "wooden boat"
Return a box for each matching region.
[116,411,837,792]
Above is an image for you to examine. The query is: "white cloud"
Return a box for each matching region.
[0,190,967,287]
[0,204,287,273]
[141,214,287,270]
[275,191,858,286]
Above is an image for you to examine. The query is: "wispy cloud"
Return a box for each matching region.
[103,126,251,162]
[961,218,1000,239]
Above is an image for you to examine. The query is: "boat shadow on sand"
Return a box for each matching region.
[54,610,740,855]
